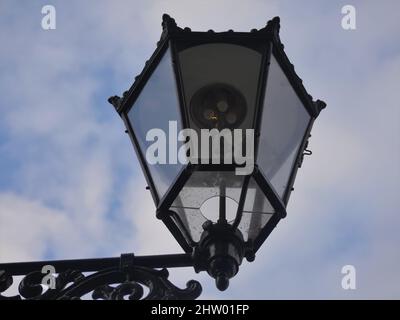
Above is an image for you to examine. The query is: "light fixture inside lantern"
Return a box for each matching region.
[190,83,247,130]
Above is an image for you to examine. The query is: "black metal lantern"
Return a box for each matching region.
[109,14,326,290]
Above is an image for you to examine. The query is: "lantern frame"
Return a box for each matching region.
[109,14,326,255]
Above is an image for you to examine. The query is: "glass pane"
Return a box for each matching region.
[244,178,275,214]
[171,207,207,244]
[170,171,244,242]
[238,212,273,242]
[127,48,184,200]
[239,177,274,242]
[172,171,244,209]
[170,172,274,243]
[179,43,262,132]
[258,55,310,199]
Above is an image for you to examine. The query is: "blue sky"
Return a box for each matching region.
[0,0,399,299]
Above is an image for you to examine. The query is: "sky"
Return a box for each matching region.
[0,0,399,299]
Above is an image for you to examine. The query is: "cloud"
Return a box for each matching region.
[0,193,75,261]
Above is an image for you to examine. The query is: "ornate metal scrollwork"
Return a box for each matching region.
[0,266,201,300]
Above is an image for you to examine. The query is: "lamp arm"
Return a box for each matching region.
[0,253,201,300]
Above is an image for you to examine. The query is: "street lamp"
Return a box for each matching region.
[0,14,325,300]
[109,14,326,291]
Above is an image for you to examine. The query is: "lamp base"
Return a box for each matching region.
[193,221,246,291]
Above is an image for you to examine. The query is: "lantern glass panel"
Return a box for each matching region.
[170,171,275,243]
[238,177,274,242]
[178,43,262,136]
[258,54,310,199]
[127,48,184,200]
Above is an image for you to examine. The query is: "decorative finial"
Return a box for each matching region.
[314,99,327,116]
[108,95,122,110]
[160,13,182,41]
[162,13,177,31]
[266,16,280,33]
[256,16,281,37]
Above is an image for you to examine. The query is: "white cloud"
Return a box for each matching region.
[0,193,77,261]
